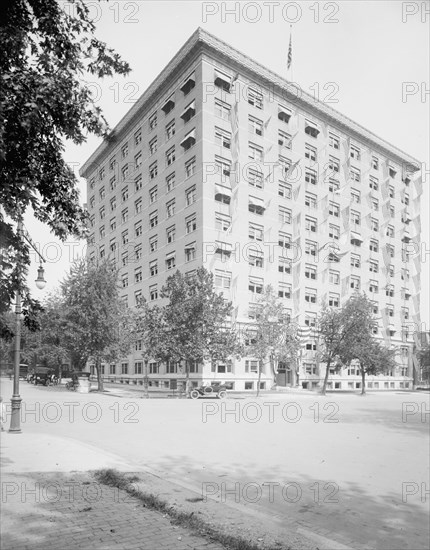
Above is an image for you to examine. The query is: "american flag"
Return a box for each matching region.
[287,31,292,71]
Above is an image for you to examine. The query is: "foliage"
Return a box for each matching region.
[318,293,375,395]
[417,343,430,381]
[61,258,136,390]
[244,286,300,396]
[136,268,241,391]
[0,0,130,338]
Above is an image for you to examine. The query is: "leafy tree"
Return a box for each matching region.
[344,338,397,395]
[417,342,430,382]
[244,286,300,397]
[0,0,130,338]
[137,268,240,394]
[318,293,374,395]
[61,258,136,391]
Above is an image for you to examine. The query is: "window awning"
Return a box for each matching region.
[180,72,195,94]
[350,231,364,243]
[162,95,175,113]
[248,196,265,208]
[215,184,232,197]
[305,120,320,136]
[185,243,196,251]
[278,106,292,121]
[180,100,196,119]
[214,70,231,90]
[180,129,196,147]
[215,241,232,253]
[249,248,263,257]
[165,250,176,259]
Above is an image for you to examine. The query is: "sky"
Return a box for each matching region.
[25,0,429,324]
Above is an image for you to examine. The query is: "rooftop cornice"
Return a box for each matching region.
[80,27,421,178]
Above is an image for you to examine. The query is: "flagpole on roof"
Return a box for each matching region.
[287,24,293,82]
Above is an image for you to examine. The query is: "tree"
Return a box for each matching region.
[417,342,430,382]
[137,268,240,394]
[344,338,397,395]
[61,259,136,391]
[318,293,374,395]
[244,286,300,397]
[0,0,131,337]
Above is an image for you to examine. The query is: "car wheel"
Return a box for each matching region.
[190,390,200,400]
[218,391,226,399]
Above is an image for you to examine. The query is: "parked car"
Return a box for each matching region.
[33,367,55,386]
[190,382,227,399]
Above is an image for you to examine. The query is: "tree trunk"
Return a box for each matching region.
[320,358,331,395]
[256,359,263,398]
[361,369,366,395]
[96,358,104,392]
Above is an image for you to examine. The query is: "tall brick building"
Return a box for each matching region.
[81,28,422,392]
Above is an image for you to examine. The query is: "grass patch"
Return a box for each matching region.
[93,468,287,550]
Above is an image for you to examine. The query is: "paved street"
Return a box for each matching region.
[1,380,429,549]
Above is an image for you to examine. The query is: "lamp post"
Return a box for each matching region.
[9,216,46,434]
[143,358,149,398]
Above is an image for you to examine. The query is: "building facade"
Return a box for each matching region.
[80,28,422,392]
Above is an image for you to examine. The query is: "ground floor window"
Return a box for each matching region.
[259,382,266,390]
[109,364,116,375]
[368,382,373,388]
[163,381,170,388]
[245,360,259,373]
[148,380,159,387]
[348,382,354,389]
[374,382,379,389]
[355,382,361,389]
[121,363,128,375]
[135,361,143,374]
[245,381,254,390]
[335,382,341,389]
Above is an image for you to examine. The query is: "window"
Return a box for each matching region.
[305,240,317,257]
[149,186,158,204]
[351,189,361,204]
[249,142,263,162]
[185,243,196,262]
[166,173,175,192]
[278,130,291,148]
[166,255,176,270]
[305,288,317,303]
[386,225,394,237]
[329,270,340,285]
[328,293,340,307]
[99,225,105,238]
[121,252,128,266]
[214,99,231,120]
[134,151,142,169]
[249,116,263,136]
[149,285,158,300]
[134,174,142,192]
[134,269,143,284]
[215,127,231,149]
[122,230,129,245]
[371,218,379,232]
[350,167,361,182]
[278,283,292,299]
[329,202,340,217]
[278,258,291,274]
[121,143,128,158]
[249,250,264,268]
[279,206,292,224]
[305,168,317,185]
[186,185,196,206]
[305,264,317,280]
[350,276,360,290]
[149,210,158,228]
[216,213,232,232]
[134,245,142,261]
[350,144,361,161]
[305,144,317,163]
[185,157,196,178]
[247,88,263,109]
[279,181,292,199]
[369,280,379,294]
[164,198,175,219]
[304,363,317,375]
[249,278,263,298]
[248,196,265,215]
[369,260,379,273]
[304,120,320,138]
[351,210,360,226]
[110,197,116,211]
[149,112,157,130]
[149,235,157,252]
[328,224,340,240]
[186,215,197,233]
[122,275,128,289]
[162,95,175,115]
[305,216,317,233]
[305,313,317,327]
[99,245,105,259]
[166,225,175,243]
[278,104,292,123]
[134,223,142,237]
[389,164,397,178]
[371,156,379,170]
[369,239,379,253]
[181,100,196,123]
[99,187,105,200]
[329,133,340,149]
[387,244,395,258]
[214,69,231,92]
[247,168,264,188]
[166,146,175,166]
[99,206,105,219]
[149,260,158,276]
[110,218,116,232]
[149,362,160,375]
[215,156,231,181]
[328,179,340,193]
[386,285,395,298]
[249,222,263,241]
[371,198,379,212]
[149,162,158,179]
[245,360,259,373]
[369,176,379,191]
[165,120,175,140]
[89,177,95,189]
[304,192,317,209]
[351,253,361,268]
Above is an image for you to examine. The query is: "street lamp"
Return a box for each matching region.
[9,218,47,434]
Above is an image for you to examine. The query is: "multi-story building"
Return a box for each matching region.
[80,28,422,392]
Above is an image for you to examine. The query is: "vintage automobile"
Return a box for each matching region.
[190,382,227,400]
[33,367,55,386]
